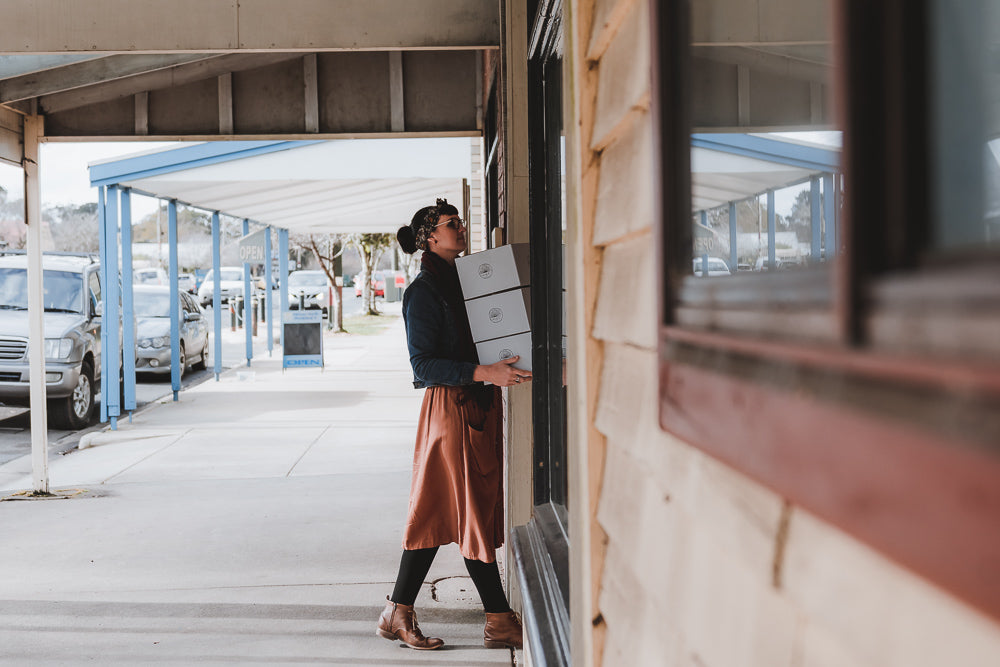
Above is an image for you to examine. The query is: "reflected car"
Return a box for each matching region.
[197,267,247,306]
[134,286,209,376]
[287,270,331,314]
[692,257,732,276]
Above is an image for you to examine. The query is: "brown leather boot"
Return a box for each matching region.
[484,610,523,649]
[376,597,444,650]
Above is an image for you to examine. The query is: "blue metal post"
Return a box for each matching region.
[212,211,222,380]
[810,177,822,262]
[264,227,273,356]
[97,187,108,424]
[767,190,776,270]
[823,173,837,258]
[105,186,121,429]
[168,200,180,400]
[120,188,136,418]
[728,202,738,272]
[279,229,289,317]
[242,219,252,366]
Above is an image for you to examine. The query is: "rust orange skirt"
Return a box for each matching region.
[402,385,504,563]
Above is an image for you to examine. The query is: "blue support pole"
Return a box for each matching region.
[120,188,136,418]
[242,219,253,367]
[823,173,837,258]
[264,227,273,356]
[279,229,289,317]
[810,177,822,262]
[728,202,738,272]
[105,186,121,430]
[97,187,108,424]
[168,200,180,400]
[767,189,776,270]
[212,212,223,380]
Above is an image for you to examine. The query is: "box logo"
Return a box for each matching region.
[499,348,514,360]
[478,263,493,279]
[489,307,503,323]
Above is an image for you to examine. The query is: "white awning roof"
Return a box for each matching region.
[90,138,473,234]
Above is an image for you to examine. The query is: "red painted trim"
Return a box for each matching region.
[663,325,1000,396]
[659,354,1000,621]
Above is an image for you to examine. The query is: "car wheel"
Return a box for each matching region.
[177,342,187,378]
[192,340,208,371]
[50,359,95,430]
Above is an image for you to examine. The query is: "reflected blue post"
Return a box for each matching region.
[168,200,180,400]
[264,227,273,356]
[767,190,776,270]
[120,188,136,419]
[728,202,737,272]
[242,219,252,367]
[810,177,822,261]
[823,173,837,258]
[699,210,708,275]
[212,211,222,380]
[97,186,108,424]
[105,186,121,430]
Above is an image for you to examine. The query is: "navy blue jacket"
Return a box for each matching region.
[402,270,479,388]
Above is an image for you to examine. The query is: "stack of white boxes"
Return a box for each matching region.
[456,243,533,371]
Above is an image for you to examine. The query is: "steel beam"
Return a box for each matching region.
[168,200,180,400]
[120,188,136,415]
[211,211,223,380]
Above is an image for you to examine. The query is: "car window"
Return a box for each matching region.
[220,269,243,281]
[88,271,101,314]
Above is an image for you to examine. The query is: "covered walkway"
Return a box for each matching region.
[0,305,517,665]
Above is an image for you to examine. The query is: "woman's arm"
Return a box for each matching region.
[404,281,478,386]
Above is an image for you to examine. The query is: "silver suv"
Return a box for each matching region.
[0,253,103,429]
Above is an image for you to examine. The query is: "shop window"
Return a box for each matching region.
[653,0,1000,621]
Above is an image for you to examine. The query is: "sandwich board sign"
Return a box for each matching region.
[239,228,268,266]
[282,310,323,369]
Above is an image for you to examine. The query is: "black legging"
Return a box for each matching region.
[390,547,511,613]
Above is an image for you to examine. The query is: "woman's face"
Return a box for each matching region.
[428,213,467,256]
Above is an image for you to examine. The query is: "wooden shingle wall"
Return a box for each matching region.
[571,0,1000,665]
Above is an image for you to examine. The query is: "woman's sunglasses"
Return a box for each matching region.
[434,217,467,230]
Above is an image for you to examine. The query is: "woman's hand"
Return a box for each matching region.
[474,357,533,387]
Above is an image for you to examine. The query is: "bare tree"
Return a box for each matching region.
[307,234,347,333]
[346,233,395,316]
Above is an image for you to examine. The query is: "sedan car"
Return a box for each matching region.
[197,267,247,306]
[287,270,331,314]
[177,273,197,294]
[134,285,209,376]
[692,257,732,277]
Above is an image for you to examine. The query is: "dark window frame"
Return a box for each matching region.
[511,0,571,665]
[653,0,1000,621]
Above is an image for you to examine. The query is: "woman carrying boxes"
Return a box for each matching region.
[376,198,529,651]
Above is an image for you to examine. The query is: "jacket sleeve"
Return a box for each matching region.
[403,281,478,386]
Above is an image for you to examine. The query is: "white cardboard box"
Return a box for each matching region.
[456,243,531,299]
[476,332,532,371]
[465,287,531,343]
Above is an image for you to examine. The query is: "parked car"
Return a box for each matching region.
[287,270,331,314]
[197,267,248,306]
[0,253,103,429]
[134,266,167,286]
[177,273,197,294]
[692,257,732,276]
[354,271,386,298]
[134,285,209,377]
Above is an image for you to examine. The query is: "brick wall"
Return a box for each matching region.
[573,0,1000,665]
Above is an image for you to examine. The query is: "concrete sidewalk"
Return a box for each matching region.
[0,303,518,666]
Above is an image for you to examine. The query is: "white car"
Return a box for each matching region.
[197,267,248,306]
[692,257,732,277]
[287,270,331,314]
